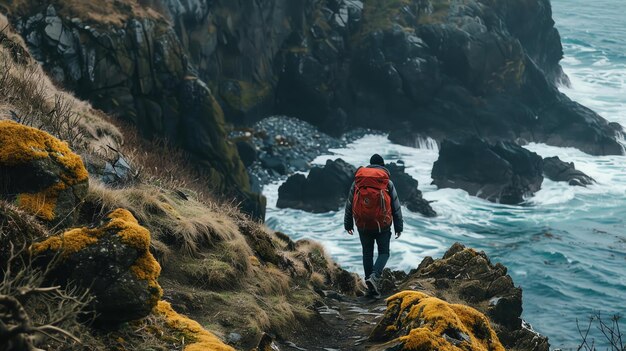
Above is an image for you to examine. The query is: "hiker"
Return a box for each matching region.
[344,154,403,297]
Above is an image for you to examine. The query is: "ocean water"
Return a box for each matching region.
[265,1,626,349]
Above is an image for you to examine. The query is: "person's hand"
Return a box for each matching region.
[347,229,354,235]
[395,232,401,239]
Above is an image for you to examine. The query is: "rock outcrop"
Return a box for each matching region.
[0,120,88,228]
[542,156,594,186]
[400,243,550,351]
[32,208,162,324]
[369,291,505,351]
[277,159,355,213]
[432,138,544,204]
[387,162,436,217]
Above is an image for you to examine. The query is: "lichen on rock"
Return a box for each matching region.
[370,291,505,351]
[31,208,162,323]
[155,300,235,351]
[0,120,88,227]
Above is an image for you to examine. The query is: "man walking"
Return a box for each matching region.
[344,154,403,298]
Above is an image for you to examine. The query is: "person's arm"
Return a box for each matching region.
[388,180,403,236]
[344,182,356,234]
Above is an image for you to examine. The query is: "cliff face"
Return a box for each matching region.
[4,1,623,198]
[5,1,264,218]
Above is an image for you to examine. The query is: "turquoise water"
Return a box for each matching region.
[265,2,626,349]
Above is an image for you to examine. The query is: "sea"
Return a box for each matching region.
[264,1,626,349]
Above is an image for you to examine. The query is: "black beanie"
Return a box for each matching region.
[370,154,384,166]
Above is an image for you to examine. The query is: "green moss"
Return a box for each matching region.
[219,80,271,113]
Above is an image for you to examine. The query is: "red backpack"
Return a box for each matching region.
[352,167,392,231]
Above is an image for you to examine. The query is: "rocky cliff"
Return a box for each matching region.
[4,0,623,162]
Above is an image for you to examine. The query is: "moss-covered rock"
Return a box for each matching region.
[32,208,162,324]
[0,120,88,227]
[370,291,505,351]
[155,300,235,351]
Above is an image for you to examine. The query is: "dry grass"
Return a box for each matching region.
[83,181,242,259]
[4,0,165,27]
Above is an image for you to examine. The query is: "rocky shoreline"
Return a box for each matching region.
[229,116,377,187]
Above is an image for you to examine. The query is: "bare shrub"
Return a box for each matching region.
[578,312,625,351]
[0,245,92,351]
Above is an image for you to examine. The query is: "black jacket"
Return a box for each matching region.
[344,165,403,234]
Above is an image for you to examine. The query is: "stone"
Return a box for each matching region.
[369,291,506,351]
[542,156,594,186]
[260,155,288,175]
[432,137,544,204]
[31,209,162,324]
[386,162,436,217]
[401,243,549,351]
[277,159,355,212]
[0,121,88,228]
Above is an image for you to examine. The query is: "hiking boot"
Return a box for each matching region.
[365,274,381,298]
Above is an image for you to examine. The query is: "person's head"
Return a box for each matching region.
[370,154,385,166]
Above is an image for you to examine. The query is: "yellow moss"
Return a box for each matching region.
[31,225,97,256]
[16,182,67,221]
[155,301,235,351]
[130,253,163,306]
[380,291,505,351]
[0,120,88,180]
[0,120,88,222]
[249,255,261,267]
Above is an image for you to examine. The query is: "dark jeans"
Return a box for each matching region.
[358,229,391,279]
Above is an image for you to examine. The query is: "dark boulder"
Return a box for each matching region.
[432,138,544,204]
[400,243,549,351]
[543,156,594,186]
[277,159,355,212]
[386,162,437,217]
[32,209,162,325]
[0,121,88,228]
[260,155,288,175]
[236,139,258,168]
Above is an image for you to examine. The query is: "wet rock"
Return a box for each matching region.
[386,162,436,217]
[0,121,88,228]
[31,209,162,324]
[543,156,594,186]
[432,137,544,204]
[277,159,355,212]
[260,155,288,175]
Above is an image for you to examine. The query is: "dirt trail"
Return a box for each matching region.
[274,293,390,351]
